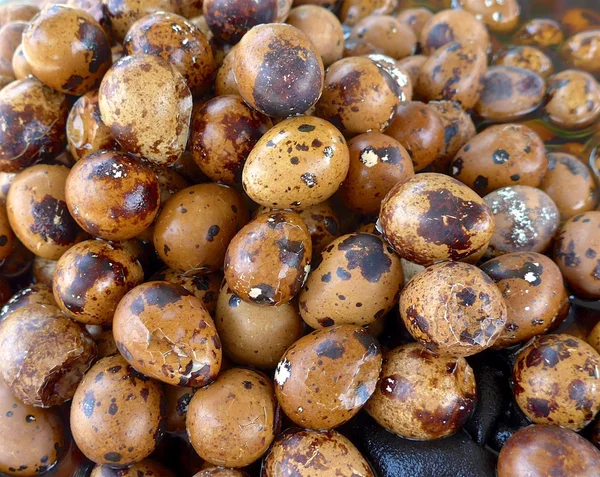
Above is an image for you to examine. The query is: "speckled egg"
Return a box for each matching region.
[274,325,382,429]
[350,15,416,60]
[484,185,560,257]
[512,334,600,430]
[152,268,222,315]
[492,46,553,78]
[0,21,25,77]
[366,54,413,103]
[562,8,600,35]
[455,0,520,33]
[214,45,239,96]
[70,354,166,466]
[379,173,495,266]
[104,0,179,42]
[91,460,175,477]
[365,343,477,440]
[99,54,192,166]
[113,281,222,387]
[397,54,428,86]
[0,284,56,322]
[562,30,600,76]
[163,385,195,434]
[65,151,160,241]
[0,78,68,172]
[420,9,490,55]
[400,261,507,357]
[395,7,433,36]
[450,124,548,195]
[187,368,277,467]
[513,18,564,48]
[480,252,569,348]
[204,0,276,44]
[242,116,349,209]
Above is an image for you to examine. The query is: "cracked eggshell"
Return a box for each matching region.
[0,284,56,322]
[113,281,222,387]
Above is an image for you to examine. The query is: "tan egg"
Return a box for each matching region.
[380,173,494,266]
[104,0,179,42]
[65,151,160,241]
[397,54,428,86]
[481,252,569,348]
[164,385,195,434]
[194,468,249,477]
[0,303,97,407]
[91,460,175,477]
[498,425,600,477]
[0,380,65,477]
[190,95,272,186]
[484,186,559,257]
[0,4,38,27]
[455,0,520,33]
[113,281,222,387]
[338,0,396,27]
[0,204,14,261]
[416,41,487,110]
[99,55,192,166]
[0,77,68,172]
[52,239,144,325]
[124,12,216,96]
[562,30,600,76]
[492,45,553,78]
[0,21,26,77]
[243,116,349,209]
[513,334,600,430]
[0,284,56,321]
[513,18,564,48]
[66,90,118,161]
[70,355,165,466]
[343,38,383,57]
[400,261,507,357]
[154,183,249,273]
[214,45,239,96]
[562,8,600,36]
[234,24,323,118]
[152,268,222,315]
[365,343,476,440]
[450,124,548,195]
[366,54,413,103]
[204,0,276,44]
[420,9,490,55]
[187,368,277,467]
[339,132,414,215]
[263,428,373,477]
[299,233,403,328]
[11,44,33,80]
[395,7,433,36]
[316,56,401,134]
[350,15,416,60]
[7,164,86,259]
[286,5,344,67]
[66,0,113,42]
[274,325,382,429]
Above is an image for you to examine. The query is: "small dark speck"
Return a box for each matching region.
[26,415,35,423]
[298,124,316,132]
[510,174,520,181]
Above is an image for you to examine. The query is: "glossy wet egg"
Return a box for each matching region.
[204,0,276,44]
[420,9,490,55]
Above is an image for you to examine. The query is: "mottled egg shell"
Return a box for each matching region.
[0,303,97,407]
[65,151,160,241]
[154,183,249,273]
[480,252,569,348]
[7,164,87,260]
[186,368,277,467]
[484,186,560,257]
[274,325,382,429]
[193,468,249,477]
[53,239,144,325]
[513,334,600,430]
[104,0,179,42]
[299,233,403,328]
[456,0,520,33]
[561,8,600,36]
[395,7,433,36]
[234,23,323,118]
[0,380,65,477]
[397,54,428,86]
[513,18,564,48]
[450,123,548,195]
[420,9,490,55]
[242,116,349,209]
[91,459,175,477]
[0,21,26,77]
[113,281,222,387]
[0,284,56,322]
[0,78,68,172]
[70,354,166,466]
[23,5,111,95]
[365,343,477,440]
[215,45,239,96]
[400,261,507,357]
[204,0,276,44]
[492,45,553,78]
[152,268,222,315]
[562,30,600,76]
[263,428,374,477]
[379,173,495,266]
[350,15,417,60]
[99,54,192,166]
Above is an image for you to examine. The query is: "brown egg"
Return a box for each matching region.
[299,233,403,328]
[194,468,249,477]
[492,46,553,78]
[589,321,600,354]
[420,9,490,55]
[204,0,276,44]
[0,4,38,27]
[0,380,65,477]
[113,281,222,387]
[152,268,222,315]
[350,15,416,60]
[365,343,476,440]
[190,95,272,186]
[52,239,144,325]
[343,38,383,57]
[0,77,68,172]
[455,0,520,33]
[481,252,570,348]
[513,334,600,430]
[163,385,195,434]
[0,74,13,91]
[0,21,26,77]
[171,149,209,184]
[214,45,238,96]
[316,56,401,134]
[450,124,548,195]
[498,424,600,477]
[124,12,216,96]
[86,324,118,358]
[0,238,33,279]
[70,354,166,466]
[0,284,56,322]
[366,54,413,103]
[65,151,160,241]
[187,368,277,467]
[243,116,349,209]
[104,0,179,42]
[484,186,560,257]
[397,54,428,87]
[395,7,433,36]
[379,173,495,266]
[263,428,373,477]
[545,69,600,130]
[66,0,113,41]
[562,8,600,36]
[154,183,248,273]
[66,90,119,161]
[513,18,564,48]
[0,303,97,407]
[276,0,293,21]
[91,460,175,477]
[416,41,487,110]
[562,30,600,76]
[275,325,381,429]
[234,24,323,118]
